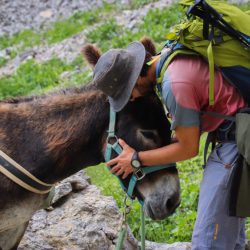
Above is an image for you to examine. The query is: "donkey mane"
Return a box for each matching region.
[0,83,102,105]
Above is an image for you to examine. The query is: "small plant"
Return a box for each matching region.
[0,57,7,67]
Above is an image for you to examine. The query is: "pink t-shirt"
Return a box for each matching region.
[161,55,246,132]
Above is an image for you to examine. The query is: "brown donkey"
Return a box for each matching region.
[0,39,180,250]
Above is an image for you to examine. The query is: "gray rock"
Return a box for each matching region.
[18,170,194,249]
[0,0,105,37]
[0,0,175,78]
[145,241,192,250]
[18,170,138,250]
[246,240,250,250]
[19,49,37,62]
[0,50,8,59]
[51,182,72,204]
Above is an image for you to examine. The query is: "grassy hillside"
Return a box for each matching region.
[0,0,249,244]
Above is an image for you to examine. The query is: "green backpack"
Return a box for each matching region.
[156,0,250,106]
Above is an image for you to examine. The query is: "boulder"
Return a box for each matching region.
[18,170,193,250]
[18,170,138,250]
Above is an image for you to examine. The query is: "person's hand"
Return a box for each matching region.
[107,139,135,179]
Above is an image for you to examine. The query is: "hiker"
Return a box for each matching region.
[92,40,247,249]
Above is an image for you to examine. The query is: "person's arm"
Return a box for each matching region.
[107,125,200,179]
[139,125,200,165]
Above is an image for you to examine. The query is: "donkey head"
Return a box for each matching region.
[82,38,180,220]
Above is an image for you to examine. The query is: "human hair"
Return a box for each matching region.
[139,51,153,77]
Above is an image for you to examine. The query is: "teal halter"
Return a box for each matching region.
[104,108,176,204]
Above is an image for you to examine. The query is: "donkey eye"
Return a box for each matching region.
[139,129,158,141]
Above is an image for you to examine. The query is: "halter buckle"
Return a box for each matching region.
[106,135,118,145]
[134,168,146,180]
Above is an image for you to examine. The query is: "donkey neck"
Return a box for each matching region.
[0,84,110,185]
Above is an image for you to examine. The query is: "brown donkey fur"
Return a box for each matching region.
[0,37,179,250]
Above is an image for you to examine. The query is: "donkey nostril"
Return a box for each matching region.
[165,197,180,214]
[166,198,173,210]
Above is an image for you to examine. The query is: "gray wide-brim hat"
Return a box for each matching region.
[93,42,146,112]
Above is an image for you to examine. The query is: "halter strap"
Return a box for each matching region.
[105,109,177,204]
[0,150,53,194]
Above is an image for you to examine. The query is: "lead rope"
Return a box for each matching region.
[140,205,146,250]
[115,195,146,250]
[115,195,131,250]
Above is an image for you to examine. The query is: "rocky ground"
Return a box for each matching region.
[0,0,174,78]
[0,0,246,37]
[0,0,109,37]
[18,170,192,250]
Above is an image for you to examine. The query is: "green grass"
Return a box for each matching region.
[45,11,99,45]
[0,57,7,67]
[129,0,158,9]
[85,137,206,242]
[85,138,205,243]
[139,3,184,43]
[0,9,100,58]
[0,29,40,51]
[86,137,250,243]
[0,57,91,100]
[85,3,184,52]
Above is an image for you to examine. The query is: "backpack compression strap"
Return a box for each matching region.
[187,0,250,49]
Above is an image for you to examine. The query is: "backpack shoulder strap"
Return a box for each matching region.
[156,44,198,85]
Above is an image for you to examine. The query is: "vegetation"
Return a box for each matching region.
[0,57,91,100]
[85,3,184,51]
[86,137,205,243]
[0,0,249,244]
[0,9,100,63]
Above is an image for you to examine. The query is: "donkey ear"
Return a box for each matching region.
[140,37,157,56]
[81,44,102,68]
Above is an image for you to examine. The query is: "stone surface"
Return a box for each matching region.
[0,0,174,78]
[18,170,194,250]
[18,170,138,250]
[145,241,192,250]
[0,0,105,37]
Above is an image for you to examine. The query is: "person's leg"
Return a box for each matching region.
[234,220,246,250]
[192,142,245,250]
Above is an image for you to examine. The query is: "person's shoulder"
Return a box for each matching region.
[169,54,206,70]
[167,55,208,84]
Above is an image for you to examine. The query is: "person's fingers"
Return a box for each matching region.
[122,171,129,179]
[116,168,124,176]
[118,138,128,148]
[110,164,120,173]
[107,156,119,167]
